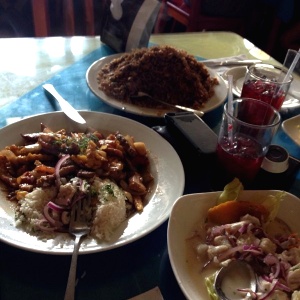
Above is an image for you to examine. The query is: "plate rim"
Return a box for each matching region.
[282,114,300,146]
[0,111,185,255]
[86,53,228,117]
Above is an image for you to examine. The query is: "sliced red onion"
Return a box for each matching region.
[258,279,278,300]
[217,245,245,262]
[43,205,63,228]
[243,245,263,256]
[275,281,291,293]
[263,254,281,279]
[47,201,66,212]
[238,223,249,234]
[55,154,70,188]
[36,219,57,232]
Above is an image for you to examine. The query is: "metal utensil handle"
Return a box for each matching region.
[64,235,82,300]
[174,104,204,116]
[43,84,86,125]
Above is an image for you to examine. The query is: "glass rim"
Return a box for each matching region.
[224,98,281,129]
[248,63,293,85]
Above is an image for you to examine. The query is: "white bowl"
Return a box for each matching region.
[282,114,300,146]
[167,190,300,300]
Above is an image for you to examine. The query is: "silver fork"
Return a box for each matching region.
[64,198,92,300]
[130,92,204,117]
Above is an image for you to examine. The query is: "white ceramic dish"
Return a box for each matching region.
[223,66,248,97]
[86,54,228,117]
[0,111,185,254]
[223,66,300,109]
[168,190,300,300]
[282,114,300,146]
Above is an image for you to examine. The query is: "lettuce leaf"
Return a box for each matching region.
[217,178,244,205]
[205,272,219,300]
[217,178,284,226]
[250,191,285,227]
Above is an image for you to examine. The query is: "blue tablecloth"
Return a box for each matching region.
[0,44,117,128]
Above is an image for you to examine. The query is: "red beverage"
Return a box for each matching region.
[217,134,264,183]
[241,80,286,110]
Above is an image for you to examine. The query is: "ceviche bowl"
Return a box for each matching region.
[167,190,300,300]
[0,111,185,254]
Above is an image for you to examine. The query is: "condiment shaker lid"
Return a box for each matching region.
[261,145,289,173]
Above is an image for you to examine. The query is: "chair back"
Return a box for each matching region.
[157,0,251,35]
[31,0,96,37]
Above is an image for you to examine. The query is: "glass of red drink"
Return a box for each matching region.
[217,98,281,184]
[241,64,293,110]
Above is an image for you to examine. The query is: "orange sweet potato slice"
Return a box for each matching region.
[207,200,269,225]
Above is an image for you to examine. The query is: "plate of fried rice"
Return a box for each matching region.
[86,46,228,117]
[0,111,184,254]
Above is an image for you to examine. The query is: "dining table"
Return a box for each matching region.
[0,31,300,300]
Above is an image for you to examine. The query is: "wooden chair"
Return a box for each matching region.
[31,0,95,37]
[155,0,248,35]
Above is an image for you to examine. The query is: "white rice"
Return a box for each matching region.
[15,187,57,232]
[90,178,126,241]
[15,178,126,242]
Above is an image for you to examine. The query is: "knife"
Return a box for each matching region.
[43,84,86,125]
[202,59,262,67]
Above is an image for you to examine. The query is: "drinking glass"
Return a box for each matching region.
[241,63,293,110]
[216,98,281,184]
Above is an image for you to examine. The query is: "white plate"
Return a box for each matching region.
[282,114,300,146]
[0,111,185,254]
[168,190,300,300]
[86,54,228,117]
[223,66,300,109]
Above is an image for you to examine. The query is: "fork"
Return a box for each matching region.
[64,198,92,300]
[130,92,204,117]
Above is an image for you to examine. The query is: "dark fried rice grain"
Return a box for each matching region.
[97,46,219,110]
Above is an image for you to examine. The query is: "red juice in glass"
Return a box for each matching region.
[241,80,286,110]
[216,134,264,183]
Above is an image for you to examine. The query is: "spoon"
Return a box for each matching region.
[130,92,204,117]
[214,260,257,300]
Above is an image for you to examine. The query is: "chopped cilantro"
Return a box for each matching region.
[51,133,99,153]
[101,184,116,201]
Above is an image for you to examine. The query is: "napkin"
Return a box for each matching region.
[128,287,164,300]
[202,54,247,75]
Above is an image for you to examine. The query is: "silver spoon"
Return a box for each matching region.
[130,92,204,117]
[214,260,257,300]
